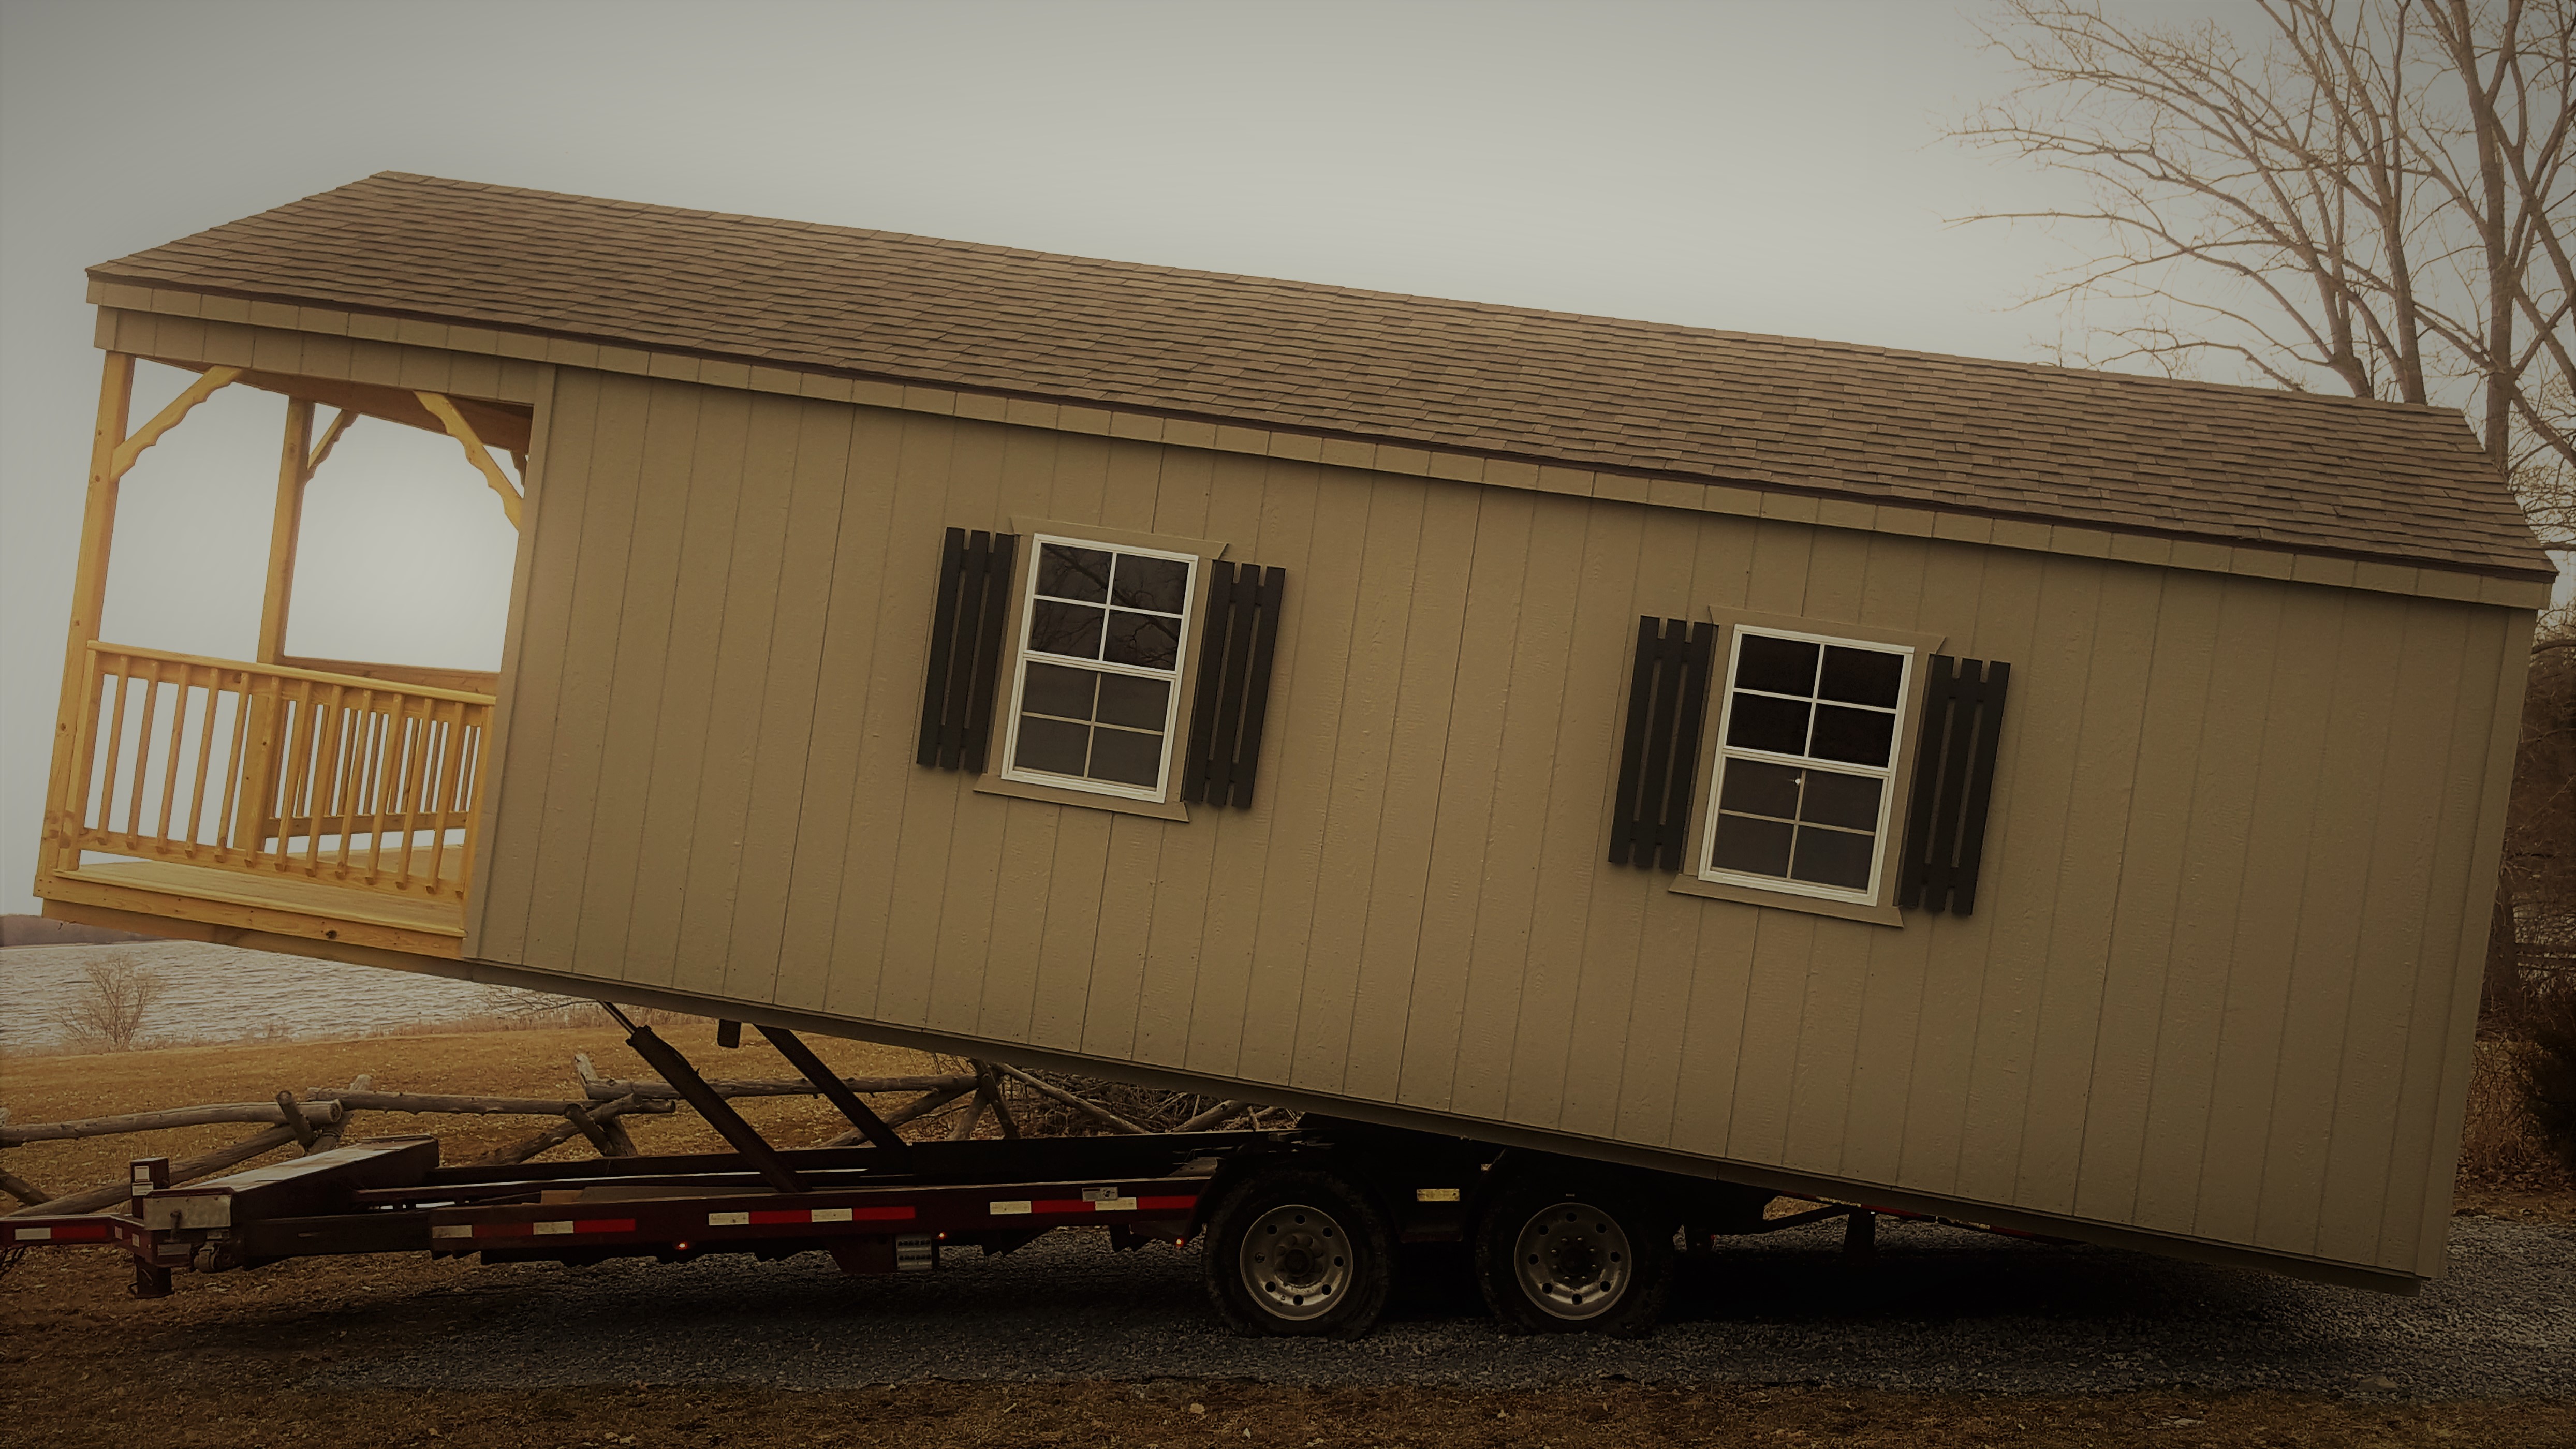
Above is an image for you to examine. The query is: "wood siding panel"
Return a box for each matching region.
[1505,504,1649,1129]
[2316,597,2471,1268]
[2127,576,2284,1236]
[1293,475,1431,1092]
[670,393,807,998]
[722,401,857,1004]
[1397,489,1536,1113]
[772,409,911,1013]
[2014,563,2162,1217]
[470,365,591,963]
[622,388,755,990]
[2192,585,2350,1247]
[1447,493,1595,1123]
[2069,570,2224,1224]
[1345,481,1483,1104]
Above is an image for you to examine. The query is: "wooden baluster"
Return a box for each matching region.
[392,696,432,888]
[213,670,253,866]
[348,692,382,879]
[154,663,192,847]
[306,684,347,878]
[448,711,488,901]
[97,664,134,848]
[425,700,469,894]
[184,666,221,853]
[279,678,319,873]
[123,656,162,845]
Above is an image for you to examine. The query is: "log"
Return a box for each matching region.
[995,1064,1149,1135]
[277,1091,318,1149]
[309,1090,675,1117]
[1175,1099,1249,1132]
[467,1095,655,1168]
[947,1092,989,1141]
[1,1101,343,1144]
[1,1169,51,1209]
[582,1074,975,1103]
[308,1075,371,1154]
[9,1125,299,1217]
[819,1082,973,1148]
[971,1061,1021,1140]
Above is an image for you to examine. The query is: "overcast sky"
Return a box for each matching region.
[1,0,2555,917]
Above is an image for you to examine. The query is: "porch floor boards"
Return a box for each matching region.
[52,857,466,943]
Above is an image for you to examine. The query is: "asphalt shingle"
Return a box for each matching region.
[89,172,2550,580]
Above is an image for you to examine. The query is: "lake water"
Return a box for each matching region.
[0,940,577,1052]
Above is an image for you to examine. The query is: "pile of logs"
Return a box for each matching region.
[0,1057,1274,1218]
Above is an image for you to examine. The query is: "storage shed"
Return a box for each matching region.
[37,173,2552,1293]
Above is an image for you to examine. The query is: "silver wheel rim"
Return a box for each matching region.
[1238,1202,1352,1321]
[1511,1201,1631,1320]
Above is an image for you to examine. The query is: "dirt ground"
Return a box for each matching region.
[5,1028,2572,1447]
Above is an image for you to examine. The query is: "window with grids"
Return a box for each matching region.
[1698,626,1913,901]
[1000,535,1199,801]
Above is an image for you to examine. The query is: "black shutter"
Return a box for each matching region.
[1608,616,1715,872]
[915,528,1019,773]
[1897,655,2012,915]
[1181,560,1288,808]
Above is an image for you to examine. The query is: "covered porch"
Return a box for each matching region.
[35,351,532,959]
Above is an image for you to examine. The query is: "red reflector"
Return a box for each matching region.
[1137,1195,1198,1211]
[748,1210,807,1226]
[575,1219,636,1234]
[477,1222,536,1237]
[1029,1200,1092,1214]
[54,1223,111,1241]
[851,1206,913,1222]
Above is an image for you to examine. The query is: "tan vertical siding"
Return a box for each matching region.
[480,368,2524,1278]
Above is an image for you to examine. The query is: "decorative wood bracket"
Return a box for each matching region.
[306,408,357,478]
[106,365,241,482]
[415,390,524,528]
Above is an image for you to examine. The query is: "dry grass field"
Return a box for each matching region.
[4,1025,2570,1447]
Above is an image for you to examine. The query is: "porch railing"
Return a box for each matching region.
[55,643,494,904]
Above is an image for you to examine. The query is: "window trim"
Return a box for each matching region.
[973,516,1230,822]
[1666,607,1946,927]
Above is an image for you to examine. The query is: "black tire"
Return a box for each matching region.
[1474,1176,1674,1337]
[1201,1166,1394,1339]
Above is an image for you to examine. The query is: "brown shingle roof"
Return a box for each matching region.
[91,172,2548,581]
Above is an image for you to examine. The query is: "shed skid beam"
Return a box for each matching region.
[602,1006,803,1193]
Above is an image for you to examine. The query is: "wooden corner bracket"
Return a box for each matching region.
[416,390,524,528]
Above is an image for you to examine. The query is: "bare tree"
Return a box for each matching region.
[52,953,170,1051]
[1952,0,2574,550]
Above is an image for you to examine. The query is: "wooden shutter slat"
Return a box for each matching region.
[1182,561,1237,805]
[1182,561,1289,809]
[1636,625,1686,870]
[959,531,1018,774]
[1657,622,1716,872]
[1898,654,2012,915]
[1226,566,1287,808]
[1609,617,1661,867]
[916,529,1018,774]
[916,528,970,768]
[1949,660,2010,913]
[1609,616,1712,870]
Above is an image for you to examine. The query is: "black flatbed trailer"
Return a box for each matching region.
[4,1018,2000,1339]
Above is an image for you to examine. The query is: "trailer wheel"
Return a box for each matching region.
[1202,1167,1393,1339]
[1475,1178,1673,1337]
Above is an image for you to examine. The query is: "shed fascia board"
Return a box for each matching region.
[86,291,2557,611]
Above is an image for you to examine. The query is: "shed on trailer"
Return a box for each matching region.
[35,173,2550,1297]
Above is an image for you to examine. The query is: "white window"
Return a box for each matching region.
[1698,625,1914,904]
[998,534,1199,802]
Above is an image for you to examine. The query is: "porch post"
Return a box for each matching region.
[256,398,314,664]
[36,352,138,891]
[238,398,315,849]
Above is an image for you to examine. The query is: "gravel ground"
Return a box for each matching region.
[311,1213,2576,1401]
